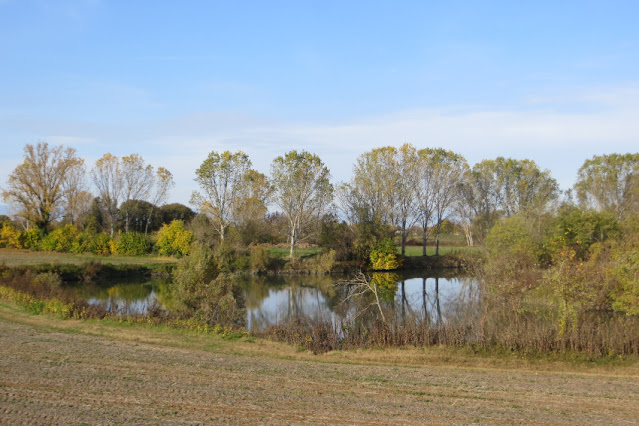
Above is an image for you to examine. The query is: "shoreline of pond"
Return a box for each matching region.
[0,251,478,285]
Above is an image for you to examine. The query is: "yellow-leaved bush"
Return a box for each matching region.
[155,220,194,257]
[369,239,402,270]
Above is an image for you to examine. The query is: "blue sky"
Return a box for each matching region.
[2,0,639,210]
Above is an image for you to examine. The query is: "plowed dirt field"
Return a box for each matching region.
[1,304,638,424]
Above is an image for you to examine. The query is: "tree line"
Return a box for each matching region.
[1,142,638,262]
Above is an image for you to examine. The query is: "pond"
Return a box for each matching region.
[72,271,479,332]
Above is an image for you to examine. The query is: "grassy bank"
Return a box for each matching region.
[0,245,477,276]
[1,302,638,424]
[0,248,178,267]
[402,244,480,257]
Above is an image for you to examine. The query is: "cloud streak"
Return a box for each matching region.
[2,86,639,206]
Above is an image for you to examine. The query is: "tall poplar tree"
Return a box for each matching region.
[270,150,333,258]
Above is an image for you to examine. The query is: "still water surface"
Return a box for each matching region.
[74,271,478,331]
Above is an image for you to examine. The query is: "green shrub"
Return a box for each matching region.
[21,228,42,250]
[542,207,620,263]
[313,249,337,274]
[483,214,544,295]
[155,220,194,257]
[32,272,63,292]
[70,231,92,253]
[213,244,250,273]
[90,233,112,255]
[249,245,269,272]
[611,239,639,316]
[171,242,245,327]
[370,239,402,270]
[71,232,113,255]
[40,225,80,252]
[319,217,356,261]
[109,232,151,255]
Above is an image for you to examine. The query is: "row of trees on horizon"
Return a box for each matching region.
[1,142,638,258]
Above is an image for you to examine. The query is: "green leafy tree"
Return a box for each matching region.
[340,144,420,256]
[394,144,420,255]
[234,169,272,244]
[118,200,163,233]
[543,206,620,262]
[341,146,398,228]
[191,150,256,242]
[270,150,333,258]
[160,203,196,224]
[460,157,558,243]
[611,240,639,316]
[425,149,468,255]
[575,153,639,219]
[492,157,558,217]
[415,149,439,254]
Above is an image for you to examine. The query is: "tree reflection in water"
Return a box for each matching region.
[239,272,478,332]
[74,272,478,332]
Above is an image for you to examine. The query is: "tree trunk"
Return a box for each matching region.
[144,206,154,237]
[289,226,296,258]
[422,278,428,323]
[401,219,407,256]
[435,277,441,326]
[422,225,428,257]
[401,281,406,326]
[465,226,473,246]
[435,218,441,256]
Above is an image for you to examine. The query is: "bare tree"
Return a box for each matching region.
[91,153,123,236]
[340,271,388,324]
[65,190,94,228]
[143,167,174,236]
[120,154,154,232]
[92,153,167,235]
[2,142,85,232]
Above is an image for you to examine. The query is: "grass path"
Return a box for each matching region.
[1,305,639,424]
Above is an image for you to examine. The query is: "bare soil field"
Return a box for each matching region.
[1,304,639,424]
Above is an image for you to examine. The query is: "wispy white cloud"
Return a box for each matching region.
[2,85,639,205]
